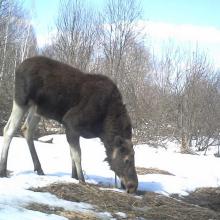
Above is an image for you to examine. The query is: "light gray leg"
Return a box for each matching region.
[65,131,84,181]
[0,101,26,177]
[63,108,85,181]
[69,140,85,182]
[21,107,44,175]
[70,148,77,179]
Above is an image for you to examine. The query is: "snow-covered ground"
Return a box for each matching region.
[0,134,220,219]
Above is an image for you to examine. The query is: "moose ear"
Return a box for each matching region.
[104,157,109,162]
[114,136,124,147]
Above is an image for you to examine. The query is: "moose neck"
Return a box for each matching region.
[101,103,132,155]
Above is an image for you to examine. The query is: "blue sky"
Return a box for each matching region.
[143,0,220,28]
[23,0,220,68]
[24,0,220,28]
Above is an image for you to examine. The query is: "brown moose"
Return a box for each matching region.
[0,56,138,193]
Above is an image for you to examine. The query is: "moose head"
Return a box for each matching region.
[106,136,138,193]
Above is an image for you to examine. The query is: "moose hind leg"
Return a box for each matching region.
[22,107,44,175]
[0,101,26,177]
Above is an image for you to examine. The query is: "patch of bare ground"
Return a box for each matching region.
[136,167,174,176]
[181,187,220,212]
[26,203,99,220]
[28,183,220,220]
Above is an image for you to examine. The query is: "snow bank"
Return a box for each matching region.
[0,134,220,219]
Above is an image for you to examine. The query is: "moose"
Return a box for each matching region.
[0,56,138,193]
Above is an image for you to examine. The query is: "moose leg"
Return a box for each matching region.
[0,101,26,177]
[65,129,85,182]
[21,107,44,175]
[70,140,85,182]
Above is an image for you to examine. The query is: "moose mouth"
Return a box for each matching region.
[120,177,138,194]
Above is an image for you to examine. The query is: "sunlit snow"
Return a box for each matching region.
[0,134,220,219]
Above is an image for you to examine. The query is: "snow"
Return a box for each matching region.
[135,145,220,195]
[1,134,220,219]
[115,212,127,218]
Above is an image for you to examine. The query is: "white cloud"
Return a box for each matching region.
[30,18,57,48]
[137,21,220,68]
[34,20,220,68]
[37,32,53,48]
[139,21,220,44]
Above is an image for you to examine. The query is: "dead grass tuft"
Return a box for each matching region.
[28,183,220,220]
[136,167,174,176]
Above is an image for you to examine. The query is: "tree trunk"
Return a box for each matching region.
[180,131,190,153]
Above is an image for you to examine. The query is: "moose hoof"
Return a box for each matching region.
[0,169,8,177]
[36,169,44,175]
[38,170,44,175]
[121,182,126,189]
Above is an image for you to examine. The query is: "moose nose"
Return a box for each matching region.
[126,182,137,194]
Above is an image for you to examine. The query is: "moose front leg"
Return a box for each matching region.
[69,140,85,182]
[65,129,85,182]
[63,106,87,182]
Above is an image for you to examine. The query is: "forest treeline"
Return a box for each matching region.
[1,0,220,152]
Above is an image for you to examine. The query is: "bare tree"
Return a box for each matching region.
[147,44,220,151]
[0,0,38,134]
[98,0,142,80]
[97,0,153,132]
[51,0,97,71]
[40,0,220,150]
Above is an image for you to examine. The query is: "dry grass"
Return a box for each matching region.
[182,187,220,212]
[28,182,220,220]
[25,166,220,219]
[136,167,174,176]
[26,203,99,220]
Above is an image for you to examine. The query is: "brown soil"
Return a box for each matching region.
[28,182,220,220]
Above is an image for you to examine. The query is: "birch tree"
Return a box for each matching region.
[0,0,37,134]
